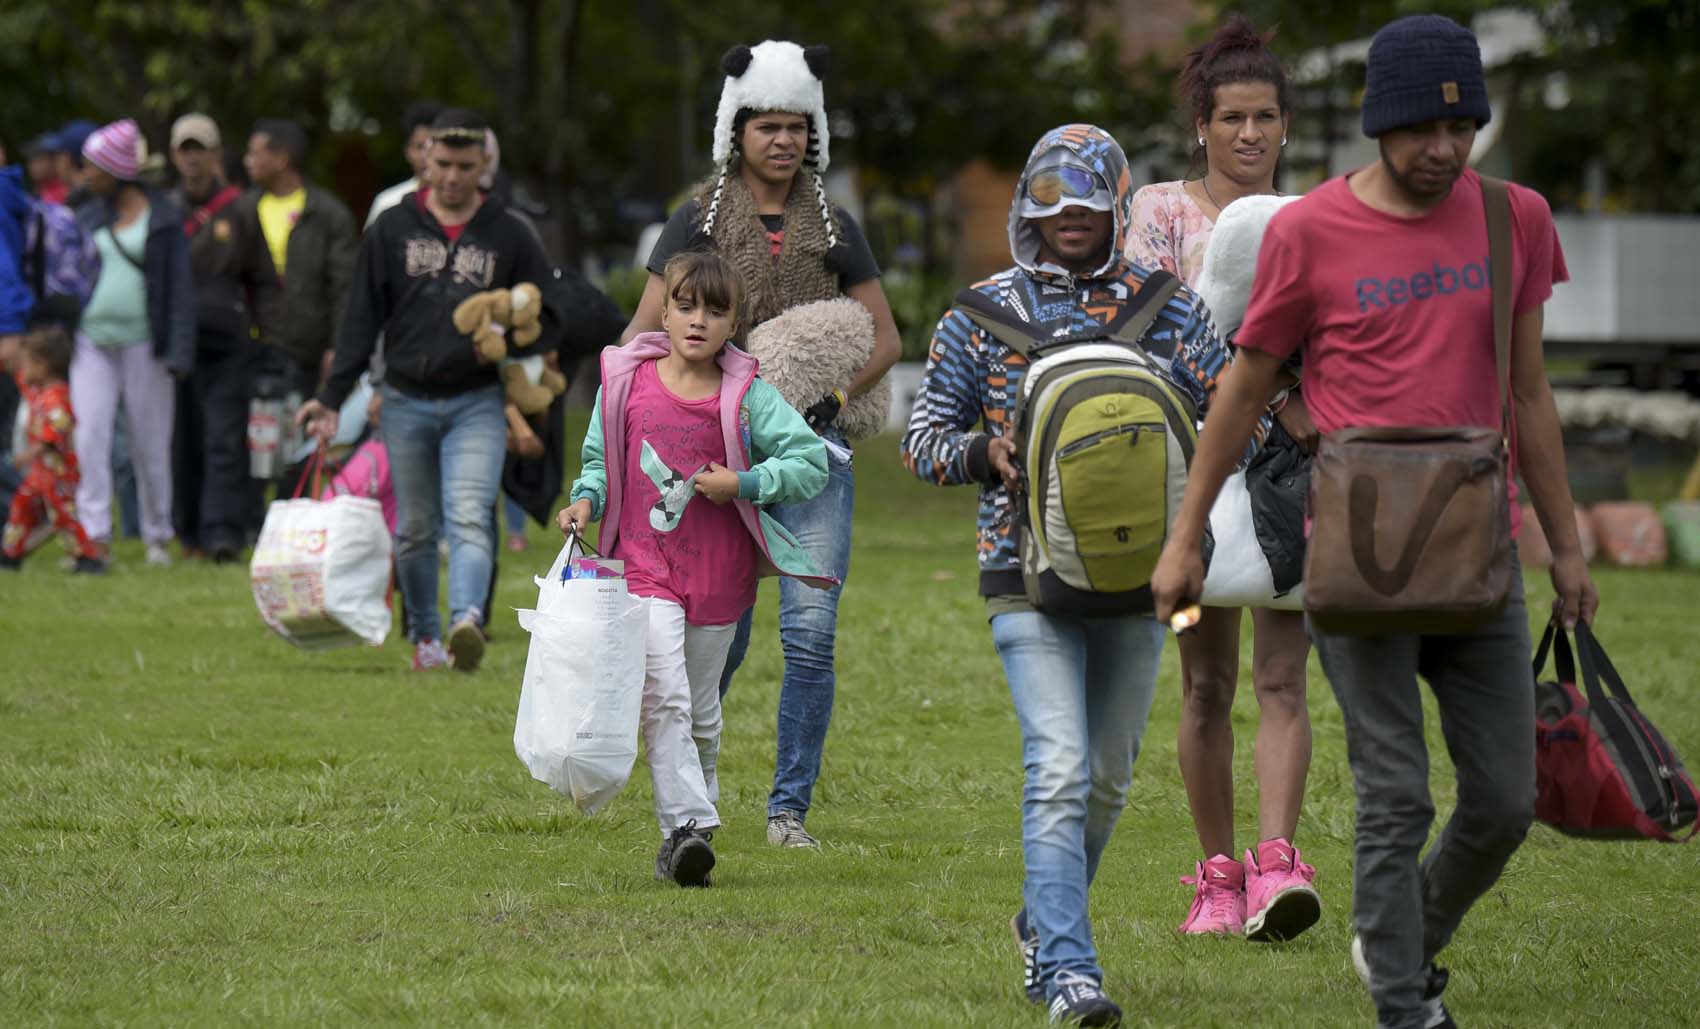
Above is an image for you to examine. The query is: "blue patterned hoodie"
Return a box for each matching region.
[900,124,1258,597]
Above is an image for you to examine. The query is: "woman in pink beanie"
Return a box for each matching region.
[70,119,197,566]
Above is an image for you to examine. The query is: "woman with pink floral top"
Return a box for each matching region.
[1127,19,1324,944]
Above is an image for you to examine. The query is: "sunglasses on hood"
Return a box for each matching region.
[1025,166,1107,207]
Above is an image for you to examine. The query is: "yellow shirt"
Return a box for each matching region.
[257,188,307,275]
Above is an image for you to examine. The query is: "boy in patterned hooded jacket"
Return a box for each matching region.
[901,124,1256,1026]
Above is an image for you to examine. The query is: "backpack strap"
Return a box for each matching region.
[952,270,1183,356]
[184,185,243,239]
[1094,271,1181,349]
[952,287,1045,356]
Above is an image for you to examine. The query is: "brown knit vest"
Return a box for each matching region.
[692,166,842,327]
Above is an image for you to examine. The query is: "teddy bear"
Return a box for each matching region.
[451,282,564,415]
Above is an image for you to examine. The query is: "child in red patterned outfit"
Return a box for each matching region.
[1,324,106,573]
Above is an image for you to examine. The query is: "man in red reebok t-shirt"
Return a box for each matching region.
[1152,15,1597,1029]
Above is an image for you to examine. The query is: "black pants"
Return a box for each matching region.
[172,337,260,552]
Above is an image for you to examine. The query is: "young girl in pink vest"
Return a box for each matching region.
[558,250,830,887]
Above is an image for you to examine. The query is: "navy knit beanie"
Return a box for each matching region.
[1361,15,1491,138]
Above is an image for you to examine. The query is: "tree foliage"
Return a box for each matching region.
[1219,0,1700,212]
[0,0,1175,264]
[4,0,1688,276]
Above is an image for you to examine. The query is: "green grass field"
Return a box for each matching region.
[3,426,1698,1027]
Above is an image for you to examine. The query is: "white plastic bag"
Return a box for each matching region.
[250,494,394,650]
[514,540,648,813]
[1200,469,1305,611]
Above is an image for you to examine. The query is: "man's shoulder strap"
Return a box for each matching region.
[951,284,1043,354]
[1096,270,1181,346]
[184,185,243,239]
[1479,175,1512,434]
[951,269,1181,355]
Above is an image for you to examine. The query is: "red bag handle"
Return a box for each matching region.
[291,443,328,500]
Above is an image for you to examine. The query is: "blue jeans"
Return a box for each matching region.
[381,384,506,642]
[992,609,1165,994]
[503,493,529,537]
[718,440,855,819]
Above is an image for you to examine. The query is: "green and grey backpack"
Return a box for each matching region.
[956,272,1198,616]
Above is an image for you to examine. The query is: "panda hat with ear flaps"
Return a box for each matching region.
[713,40,832,171]
[700,39,844,268]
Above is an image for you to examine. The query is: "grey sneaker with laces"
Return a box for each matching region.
[766,811,819,849]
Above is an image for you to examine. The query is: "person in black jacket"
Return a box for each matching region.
[240,120,357,403]
[298,108,559,673]
[168,113,254,562]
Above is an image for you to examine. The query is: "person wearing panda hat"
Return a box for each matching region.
[627,40,901,851]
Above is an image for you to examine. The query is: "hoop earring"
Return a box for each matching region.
[1280,137,1288,147]
[1197,136,1206,147]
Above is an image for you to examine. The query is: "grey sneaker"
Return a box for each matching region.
[766,811,819,849]
[655,819,716,887]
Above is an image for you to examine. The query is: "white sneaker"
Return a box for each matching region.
[145,543,172,567]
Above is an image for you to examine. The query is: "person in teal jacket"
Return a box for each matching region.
[559,250,830,889]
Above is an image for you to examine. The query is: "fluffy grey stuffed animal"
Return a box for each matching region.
[1191,193,1301,338]
[744,297,891,441]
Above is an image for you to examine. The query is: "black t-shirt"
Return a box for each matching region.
[645,198,881,289]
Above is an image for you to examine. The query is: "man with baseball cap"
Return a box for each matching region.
[1152,15,1595,1027]
[168,113,254,562]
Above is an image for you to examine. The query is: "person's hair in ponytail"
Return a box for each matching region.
[1178,16,1292,172]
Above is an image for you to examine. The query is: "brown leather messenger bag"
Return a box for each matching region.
[1303,175,1515,635]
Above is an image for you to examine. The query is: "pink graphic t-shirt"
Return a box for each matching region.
[1235,170,1570,536]
[614,360,756,625]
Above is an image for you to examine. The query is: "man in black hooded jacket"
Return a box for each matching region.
[298,108,558,673]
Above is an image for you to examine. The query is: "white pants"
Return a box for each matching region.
[69,335,175,545]
[642,599,735,836]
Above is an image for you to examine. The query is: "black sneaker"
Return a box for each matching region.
[1351,936,1454,1029]
[1047,971,1121,1027]
[1422,964,1455,1029]
[0,555,20,571]
[447,616,487,672]
[72,556,107,575]
[654,819,716,888]
[1011,909,1043,1005]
